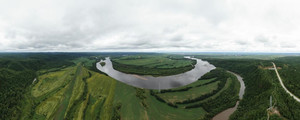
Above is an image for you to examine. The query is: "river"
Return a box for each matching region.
[212,71,245,120]
[96,57,216,89]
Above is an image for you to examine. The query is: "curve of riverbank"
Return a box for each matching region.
[96,57,216,89]
[212,71,245,120]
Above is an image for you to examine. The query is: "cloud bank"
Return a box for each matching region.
[0,0,300,52]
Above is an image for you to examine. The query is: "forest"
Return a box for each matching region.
[198,56,300,120]
[274,56,300,97]
[0,53,80,119]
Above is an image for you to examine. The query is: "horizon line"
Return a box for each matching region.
[0,51,300,54]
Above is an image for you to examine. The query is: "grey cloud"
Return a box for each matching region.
[255,35,269,43]
[170,35,184,42]
[280,42,297,48]
[1,0,300,52]
[235,40,248,45]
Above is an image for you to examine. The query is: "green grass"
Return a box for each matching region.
[21,60,117,120]
[74,94,89,120]
[32,66,76,97]
[158,81,220,103]
[113,55,194,69]
[113,81,146,120]
[85,71,116,120]
[51,65,82,120]
[158,78,216,93]
[34,83,68,119]
[187,78,217,87]
[65,66,89,117]
[113,81,207,120]
[72,57,96,68]
[180,77,233,108]
[146,92,207,120]
[111,55,196,76]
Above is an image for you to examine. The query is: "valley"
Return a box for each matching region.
[1,53,300,120]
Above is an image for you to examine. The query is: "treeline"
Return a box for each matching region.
[159,86,192,93]
[150,91,178,108]
[112,102,122,120]
[175,69,228,105]
[186,74,239,119]
[176,70,229,105]
[135,88,148,108]
[176,79,225,105]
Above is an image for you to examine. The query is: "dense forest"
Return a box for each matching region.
[199,56,300,120]
[274,56,300,97]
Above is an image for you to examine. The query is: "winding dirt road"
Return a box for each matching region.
[272,62,300,102]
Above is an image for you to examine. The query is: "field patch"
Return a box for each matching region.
[111,55,196,76]
[158,81,220,103]
[32,66,76,98]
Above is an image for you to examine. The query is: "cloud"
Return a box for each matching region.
[235,40,249,45]
[0,0,300,52]
[255,35,269,43]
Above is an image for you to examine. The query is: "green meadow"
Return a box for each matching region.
[111,55,197,76]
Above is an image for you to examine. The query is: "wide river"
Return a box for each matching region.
[96,57,216,89]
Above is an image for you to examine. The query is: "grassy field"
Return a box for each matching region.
[113,79,208,120]
[158,81,220,103]
[19,57,117,120]
[181,77,234,108]
[113,55,194,68]
[32,66,76,98]
[72,57,97,68]
[111,55,196,76]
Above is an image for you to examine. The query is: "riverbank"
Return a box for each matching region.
[212,71,245,120]
[97,57,215,89]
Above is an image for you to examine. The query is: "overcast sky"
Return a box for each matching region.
[0,0,300,52]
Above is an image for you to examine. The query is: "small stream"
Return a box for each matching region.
[212,71,245,120]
